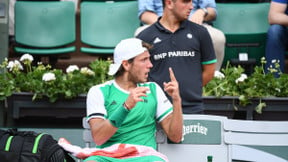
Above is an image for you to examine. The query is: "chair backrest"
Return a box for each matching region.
[80,1,139,54]
[214,3,270,66]
[14,1,76,54]
[214,3,270,35]
[82,115,229,162]
[82,117,94,148]
[224,119,288,162]
[157,114,229,162]
[82,115,288,162]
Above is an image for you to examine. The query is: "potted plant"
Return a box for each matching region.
[203,57,288,120]
[0,54,113,119]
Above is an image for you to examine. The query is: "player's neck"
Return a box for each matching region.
[115,76,137,92]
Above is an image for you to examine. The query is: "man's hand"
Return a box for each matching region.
[163,67,180,100]
[189,9,205,25]
[125,87,149,110]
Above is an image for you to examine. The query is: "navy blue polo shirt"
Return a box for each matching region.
[137,19,216,114]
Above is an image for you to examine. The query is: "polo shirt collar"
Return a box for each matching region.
[155,17,188,33]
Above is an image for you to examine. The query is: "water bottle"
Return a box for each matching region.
[207,155,213,162]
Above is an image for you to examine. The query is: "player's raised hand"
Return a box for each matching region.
[163,67,180,100]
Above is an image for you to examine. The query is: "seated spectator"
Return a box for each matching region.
[136,0,226,70]
[85,38,183,162]
[265,0,288,76]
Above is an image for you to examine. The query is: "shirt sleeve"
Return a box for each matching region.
[138,0,163,18]
[272,0,287,4]
[193,0,216,9]
[154,83,173,122]
[86,85,107,122]
[191,0,217,16]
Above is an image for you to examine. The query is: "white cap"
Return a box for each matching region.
[108,38,147,75]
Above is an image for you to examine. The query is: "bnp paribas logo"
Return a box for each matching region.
[182,123,208,141]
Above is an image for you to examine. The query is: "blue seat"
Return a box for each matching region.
[214,3,270,67]
[14,1,76,65]
[80,1,140,56]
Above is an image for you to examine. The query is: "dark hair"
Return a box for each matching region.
[114,41,152,77]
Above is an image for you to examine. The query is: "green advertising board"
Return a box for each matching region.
[169,119,222,144]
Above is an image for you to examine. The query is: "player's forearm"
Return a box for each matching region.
[89,119,118,146]
[168,97,183,143]
[140,11,159,25]
[269,12,288,26]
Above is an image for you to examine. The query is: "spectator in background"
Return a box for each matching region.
[136,0,216,114]
[136,0,225,70]
[265,0,288,75]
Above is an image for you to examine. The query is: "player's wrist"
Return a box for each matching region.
[123,102,131,111]
[108,104,129,128]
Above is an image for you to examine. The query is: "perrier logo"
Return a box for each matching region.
[182,122,208,141]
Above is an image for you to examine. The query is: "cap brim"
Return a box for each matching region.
[108,63,121,76]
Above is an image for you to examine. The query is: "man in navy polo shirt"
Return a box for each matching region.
[137,0,216,114]
[136,0,225,71]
